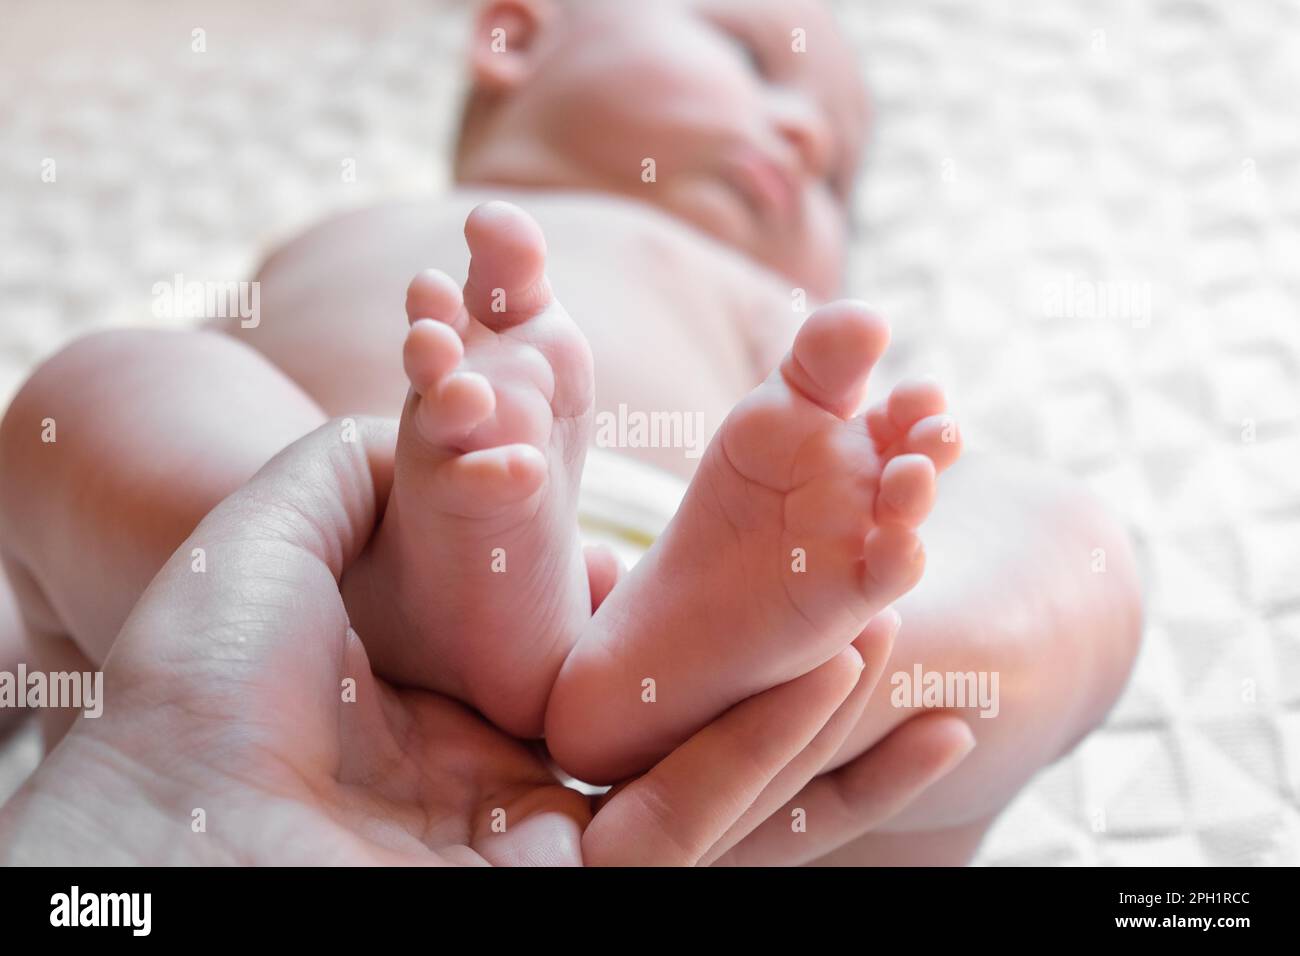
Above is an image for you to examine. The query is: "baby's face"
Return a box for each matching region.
[472,0,868,299]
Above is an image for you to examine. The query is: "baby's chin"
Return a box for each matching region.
[653,178,841,295]
[658,178,757,249]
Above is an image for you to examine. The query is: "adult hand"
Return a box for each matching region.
[0,419,918,865]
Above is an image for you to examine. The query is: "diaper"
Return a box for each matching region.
[577,448,688,569]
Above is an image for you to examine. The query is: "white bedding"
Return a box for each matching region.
[1,0,1297,864]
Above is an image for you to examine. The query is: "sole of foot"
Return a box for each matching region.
[344,201,595,738]
[546,300,961,782]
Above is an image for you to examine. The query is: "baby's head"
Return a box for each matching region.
[454,0,868,299]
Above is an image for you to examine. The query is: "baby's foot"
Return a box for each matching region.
[546,301,961,782]
[344,202,594,737]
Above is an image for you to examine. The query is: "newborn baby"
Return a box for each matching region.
[0,0,1140,861]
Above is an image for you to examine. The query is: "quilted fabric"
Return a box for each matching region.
[1,0,1297,863]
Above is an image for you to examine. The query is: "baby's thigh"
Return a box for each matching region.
[820,458,1140,832]
[0,328,328,667]
[827,607,1065,830]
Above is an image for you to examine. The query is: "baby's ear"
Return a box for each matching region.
[469,0,556,91]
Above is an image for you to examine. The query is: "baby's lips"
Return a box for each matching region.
[729,147,800,222]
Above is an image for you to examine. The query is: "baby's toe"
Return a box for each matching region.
[407,268,468,334]
[462,201,553,328]
[887,378,947,432]
[403,318,464,395]
[875,453,937,529]
[429,444,548,517]
[862,524,926,601]
[903,413,962,472]
[871,378,960,473]
[783,301,890,419]
[414,370,496,447]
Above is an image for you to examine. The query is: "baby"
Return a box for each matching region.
[0,0,1140,862]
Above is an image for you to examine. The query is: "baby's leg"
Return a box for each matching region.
[722,457,1142,866]
[0,329,326,740]
[823,457,1142,847]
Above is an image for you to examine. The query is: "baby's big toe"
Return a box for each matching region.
[783,301,890,419]
[462,201,553,328]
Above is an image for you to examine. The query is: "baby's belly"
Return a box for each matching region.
[242,194,769,479]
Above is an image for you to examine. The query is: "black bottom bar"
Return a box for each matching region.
[0,865,1278,943]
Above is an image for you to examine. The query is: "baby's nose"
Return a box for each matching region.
[770,90,834,180]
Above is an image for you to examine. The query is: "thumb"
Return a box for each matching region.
[102,417,395,764]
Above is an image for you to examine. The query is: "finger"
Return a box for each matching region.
[105,417,397,761]
[711,712,975,867]
[582,646,864,867]
[699,608,901,865]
